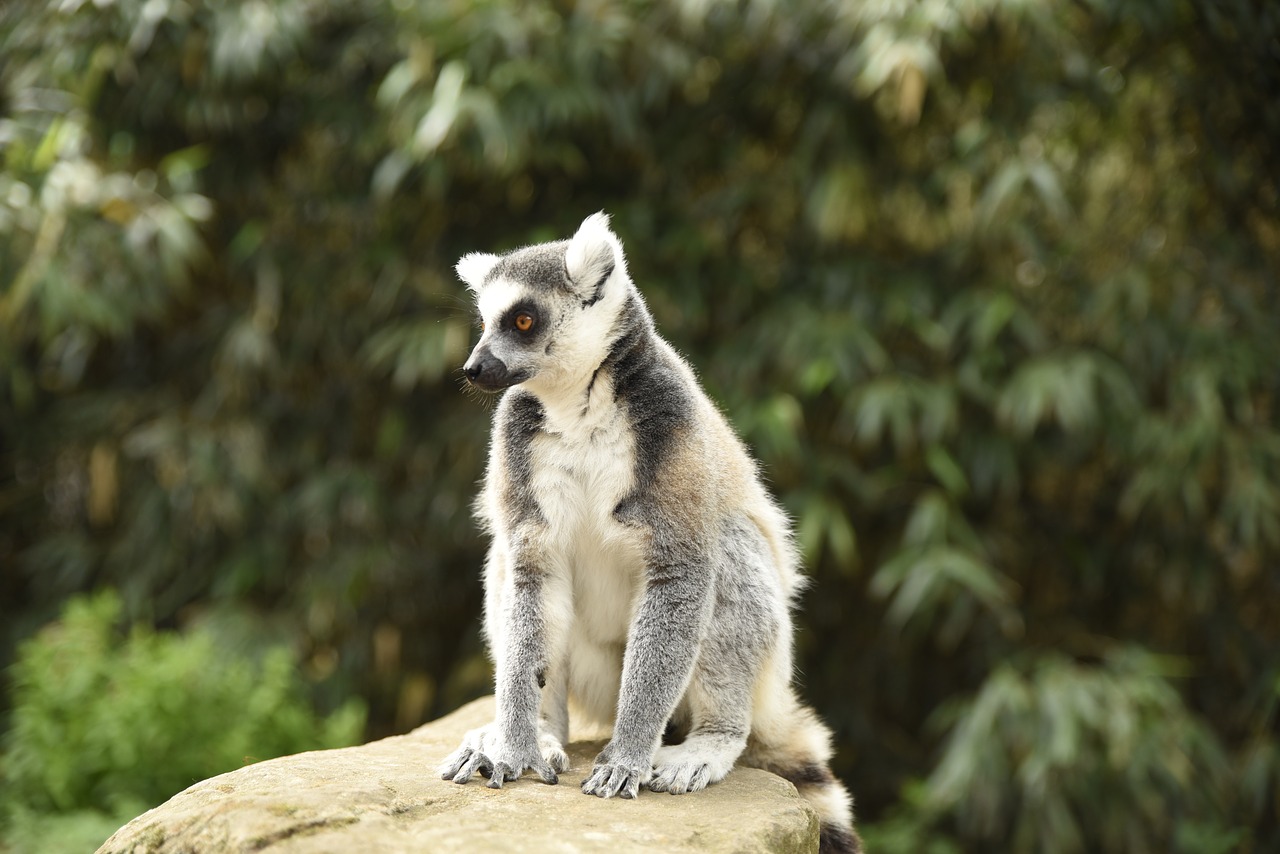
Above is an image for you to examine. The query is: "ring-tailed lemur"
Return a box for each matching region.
[440,213,861,854]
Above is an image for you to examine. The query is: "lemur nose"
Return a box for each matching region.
[463,350,510,391]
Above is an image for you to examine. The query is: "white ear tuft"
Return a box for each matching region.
[564,211,622,299]
[456,252,501,293]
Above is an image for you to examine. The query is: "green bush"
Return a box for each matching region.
[1,590,365,852]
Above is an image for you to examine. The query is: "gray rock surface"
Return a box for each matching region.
[98,696,819,853]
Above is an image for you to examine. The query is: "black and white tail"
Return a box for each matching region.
[743,690,862,854]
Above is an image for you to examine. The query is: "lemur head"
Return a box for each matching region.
[458,212,629,395]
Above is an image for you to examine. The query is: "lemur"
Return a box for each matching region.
[440,213,861,854]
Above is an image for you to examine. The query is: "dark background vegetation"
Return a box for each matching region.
[2,0,1278,851]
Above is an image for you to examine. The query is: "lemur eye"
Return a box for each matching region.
[514,312,535,332]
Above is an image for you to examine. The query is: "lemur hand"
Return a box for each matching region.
[439,723,561,788]
[580,741,652,799]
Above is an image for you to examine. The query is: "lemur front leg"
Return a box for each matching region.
[581,556,714,799]
[537,644,571,773]
[441,563,569,787]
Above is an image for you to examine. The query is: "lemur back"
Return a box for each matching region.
[441,213,861,854]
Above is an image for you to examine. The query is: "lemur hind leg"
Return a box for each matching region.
[648,663,753,794]
[649,527,772,795]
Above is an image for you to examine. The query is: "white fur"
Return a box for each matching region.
[530,373,646,729]
[474,278,528,329]
[650,739,738,793]
[805,784,856,832]
[565,211,626,292]
[457,251,501,292]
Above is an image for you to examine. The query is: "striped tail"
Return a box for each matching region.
[743,693,862,854]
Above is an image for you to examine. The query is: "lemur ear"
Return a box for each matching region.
[565,211,622,304]
[456,252,501,293]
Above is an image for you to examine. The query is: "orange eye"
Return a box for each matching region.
[514,313,534,332]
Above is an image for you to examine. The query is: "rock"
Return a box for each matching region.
[98,696,820,853]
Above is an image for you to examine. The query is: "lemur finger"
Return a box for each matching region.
[580,766,609,796]
[688,763,712,792]
[602,765,631,798]
[440,747,476,782]
[619,772,641,799]
[437,751,465,781]
[647,768,673,793]
[543,745,570,773]
[533,757,559,785]
[451,750,488,784]
[667,763,697,795]
[486,761,514,789]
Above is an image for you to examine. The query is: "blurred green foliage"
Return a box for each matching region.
[1,591,364,852]
[1,0,1277,851]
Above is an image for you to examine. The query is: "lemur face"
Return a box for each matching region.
[464,275,558,392]
[458,213,627,396]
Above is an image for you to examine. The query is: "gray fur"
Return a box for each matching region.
[497,391,544,526]
[441,213,860,853]
[489,240,572,292]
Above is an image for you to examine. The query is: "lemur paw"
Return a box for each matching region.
[647,762,712,794]
[538,731,570,774]
[648,742,735,794]
[439,724,559,787]
[580,744,651,799]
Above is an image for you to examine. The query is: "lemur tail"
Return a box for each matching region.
[742,692,862,854]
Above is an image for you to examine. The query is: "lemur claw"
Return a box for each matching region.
[581,759,647,799]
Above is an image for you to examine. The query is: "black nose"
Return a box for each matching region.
[463,351,510,391]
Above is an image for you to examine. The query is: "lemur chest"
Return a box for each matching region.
[529,400,636,533]
[529,403,645,643]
